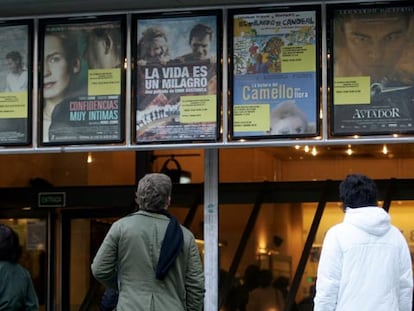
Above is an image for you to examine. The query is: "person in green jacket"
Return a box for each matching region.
[91,173,205,311]
[0,224,39,310]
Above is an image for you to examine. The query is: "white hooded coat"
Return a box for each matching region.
[314,207,413,311]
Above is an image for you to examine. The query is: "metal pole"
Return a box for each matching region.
[204,148,219,311]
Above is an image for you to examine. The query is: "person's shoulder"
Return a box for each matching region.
[0,261,31,277]
[169,55,189,64]
[179,224,197,241]
[115,210,158,225]
[327,222,345,231]
[51,98,73,119]
[323,222,349,239]
[389,224,408,238]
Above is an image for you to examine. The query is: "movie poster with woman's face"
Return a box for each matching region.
[39,16,125,145]
[133,11,222,143]
[0,22,31,145]
[329,2,414,136]
[229,6,321,140]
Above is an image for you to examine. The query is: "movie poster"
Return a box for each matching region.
[329,3,414,136]
[39,16,125,145]
[0,22,31,145]
[134,11,221,143]
[230,7,320,139]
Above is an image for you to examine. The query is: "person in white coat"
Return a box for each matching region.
[314,173,413,311]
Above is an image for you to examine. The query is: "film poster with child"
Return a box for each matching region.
[135,13,220,143]
[231,8,319,139]
[0,23,31,145]
[40,18,124,145]
[330,4,414,136]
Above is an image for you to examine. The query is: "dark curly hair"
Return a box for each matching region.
[339,174,378,209]
[0,224,22,263]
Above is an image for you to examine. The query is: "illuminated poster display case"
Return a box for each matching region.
[39,15,126,145]
[132,10,222,144]
[228,5,321,140]
[328,1,414,136]
[0,20,32,146]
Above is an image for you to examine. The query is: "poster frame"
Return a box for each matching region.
[0,19,33,146]
[38,14,127,146]
[228,5,322,141]
[131,9,223,144]
[328,1,414,137]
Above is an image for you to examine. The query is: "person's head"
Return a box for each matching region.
[258,269,273,288]
[244,264,260,289]
[274,276,290,290]
[336,12,411,81]
[0,224,22,263]
[188,24,213,60]
[5,51,23,74]
[135,173,172,211]
[43,31,80,104]
[339,173,378,209]
[86,27,122,69]
[138,27,169,64]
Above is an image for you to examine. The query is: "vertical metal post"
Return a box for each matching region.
[204,148,219,311]
[60,214,70,311]
[47,209,56,311]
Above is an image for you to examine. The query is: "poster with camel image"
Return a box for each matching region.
[229,6,321,140]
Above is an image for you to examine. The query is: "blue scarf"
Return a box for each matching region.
[146,209,184,280]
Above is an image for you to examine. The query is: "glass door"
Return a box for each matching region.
[60,207,131,311]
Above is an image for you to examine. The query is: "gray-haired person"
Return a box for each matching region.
[92,173,205,311]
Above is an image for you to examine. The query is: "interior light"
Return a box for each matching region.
[179,171,192,184]
[87,152,93,163]
[160,156,192,184]
[346,145,353,156]
[311,146,317,156]
[382,145,388,155]
[304,145,310,153]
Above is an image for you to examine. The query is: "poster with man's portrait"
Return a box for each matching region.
[39,15,126,145]
[329,2,414,136]
[229,6,321,140]
[133,10,222,143]
[0,21,32,145]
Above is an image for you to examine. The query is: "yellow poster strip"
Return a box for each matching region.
[233,104,270,132]
[88,68,121,96]
[281,45,315,72]
[334,76,371,105]
[0,92,28,118]
[180,95,216,123]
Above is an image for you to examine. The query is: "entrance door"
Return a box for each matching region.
[59,206,131,311]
